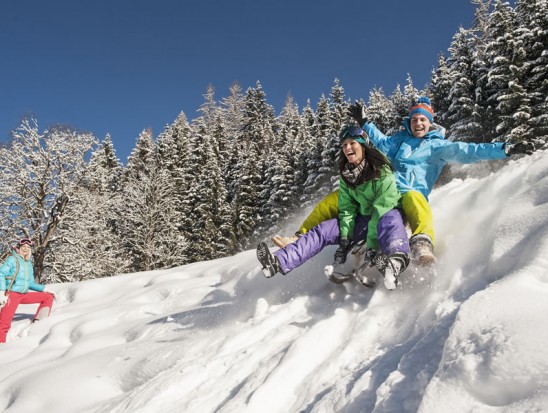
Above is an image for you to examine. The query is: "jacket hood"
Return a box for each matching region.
[402,117,446,140]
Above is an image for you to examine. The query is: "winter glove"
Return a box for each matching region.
[505,141,536,156]
[334,238,351,264]
[348,101,367,127]
[0,293,7,308]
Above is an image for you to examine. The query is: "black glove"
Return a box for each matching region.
[505,141,536,156]
[348,101,367,127]
[334,238,351,264]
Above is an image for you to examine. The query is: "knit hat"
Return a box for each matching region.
[408,96,434,123]
[339,125,368,145]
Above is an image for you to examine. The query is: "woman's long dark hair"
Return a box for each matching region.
[338,142,394,182]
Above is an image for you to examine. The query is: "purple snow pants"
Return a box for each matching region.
[275,209,410,274]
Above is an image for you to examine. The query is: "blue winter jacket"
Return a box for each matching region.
[0,252,45,293]
[363,119,508,200]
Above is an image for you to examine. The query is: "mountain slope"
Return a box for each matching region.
[0,150,547,413]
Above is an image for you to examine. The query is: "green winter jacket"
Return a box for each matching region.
[0,252,45,293]
[338,165,401,250]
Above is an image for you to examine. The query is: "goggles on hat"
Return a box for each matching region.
[18,238,33,247]
[340,127,365,140]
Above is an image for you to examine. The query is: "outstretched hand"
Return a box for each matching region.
[348,101,367,127]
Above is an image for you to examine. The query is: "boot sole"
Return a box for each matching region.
[257,242,276,278]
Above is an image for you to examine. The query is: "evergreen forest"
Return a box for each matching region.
[1,0,546,284]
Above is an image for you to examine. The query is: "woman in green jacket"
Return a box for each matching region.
[258,126,410,289]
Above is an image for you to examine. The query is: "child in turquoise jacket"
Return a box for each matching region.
[0,238,54,343]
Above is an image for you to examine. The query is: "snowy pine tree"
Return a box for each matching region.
[257,95,311,235]
[302,95,330,198]
[191,91,238,259]
[157,112,196,255]
[329,78,347,136]
[515,0,548,140]
[316,80,348,192]
[285,98,313,202]
[445,28,483,140]
[365,89,391,131]
[120,129,187,271]
[221,82,246,204]
[430,54,454,128]
[46,135,131,282]
[482,0,518,140]
[221,82,246,142]
[237,82,278,238]
[231,143,261,248]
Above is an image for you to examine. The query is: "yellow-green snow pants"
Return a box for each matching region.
[401,190,435,244]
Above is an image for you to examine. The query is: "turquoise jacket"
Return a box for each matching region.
[363,119,508,200]
[0,252,45,293]
[338,166,401,250]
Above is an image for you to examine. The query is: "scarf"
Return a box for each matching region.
[341,159,366,187]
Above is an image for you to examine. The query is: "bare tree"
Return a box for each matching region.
[0,117,97,282]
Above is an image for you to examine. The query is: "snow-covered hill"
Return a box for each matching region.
[1,151,548,413]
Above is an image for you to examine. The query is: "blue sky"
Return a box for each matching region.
[1,0,479,163]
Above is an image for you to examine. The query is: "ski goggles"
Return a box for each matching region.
[340,126,365,139]
[340,127,369,145]
[17,238,33,247]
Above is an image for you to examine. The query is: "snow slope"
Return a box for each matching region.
[1,151,547,413]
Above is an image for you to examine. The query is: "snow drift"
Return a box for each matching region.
[1,150,547,413]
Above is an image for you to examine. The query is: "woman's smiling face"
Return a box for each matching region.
[342,138,364,166]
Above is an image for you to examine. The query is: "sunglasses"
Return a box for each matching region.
[18,238,33,247]
[341,127,364,139]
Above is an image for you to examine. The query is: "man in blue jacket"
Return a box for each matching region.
[348,97,535,265]
[272,97,535,267]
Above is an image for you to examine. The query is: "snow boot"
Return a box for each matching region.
[409,234,436,266]
[374,252,409,290]
[257,242,281,278]
[271,234,298,249]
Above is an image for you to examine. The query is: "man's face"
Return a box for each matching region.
[410,115,432,138]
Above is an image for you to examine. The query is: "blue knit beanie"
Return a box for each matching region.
[408,96,434,123]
